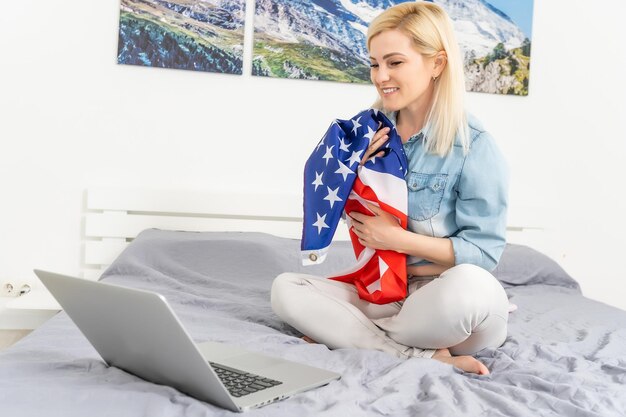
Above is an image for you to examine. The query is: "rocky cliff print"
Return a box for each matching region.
[252,0,534,95]
[117,0,245,74]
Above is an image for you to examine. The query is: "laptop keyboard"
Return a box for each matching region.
[209,362,283,398]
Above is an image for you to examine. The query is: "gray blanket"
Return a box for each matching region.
[1,229,625,416]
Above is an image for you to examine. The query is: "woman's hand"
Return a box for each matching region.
[349,202,403,251]
[360,123,391,165]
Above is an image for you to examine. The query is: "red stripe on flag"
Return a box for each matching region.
[330,177,408,304]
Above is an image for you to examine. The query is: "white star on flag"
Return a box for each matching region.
[335,160,354,181]
[347,149,364,167]
[351,116,362,135]
[323,186,342,208]
[364,125,376,142]
[312,171,324,191]
[322,145,334,165]
[339,137,350,152]
[312,212,329,234]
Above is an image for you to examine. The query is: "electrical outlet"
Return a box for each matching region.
[1,282,16,297]
[19,284,31,296]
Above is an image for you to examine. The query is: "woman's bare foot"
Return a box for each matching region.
[432,348,490,375]
[302,335,318,344]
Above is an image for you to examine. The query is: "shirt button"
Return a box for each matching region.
[433,184,440,191]
[309,253,318,262]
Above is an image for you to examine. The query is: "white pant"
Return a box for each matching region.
[271,263,509,359]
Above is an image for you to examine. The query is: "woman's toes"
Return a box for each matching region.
[436,355,489,375]
[457,356,489,375]
[477,360,490,375]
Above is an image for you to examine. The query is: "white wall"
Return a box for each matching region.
[1,1,625,309]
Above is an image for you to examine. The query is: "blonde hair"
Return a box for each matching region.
[367,2,469,155]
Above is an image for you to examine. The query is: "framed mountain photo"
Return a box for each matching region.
[117,0,246,75]
[252,0,534,96]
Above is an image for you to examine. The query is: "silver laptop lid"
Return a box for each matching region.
[34,270,238,411]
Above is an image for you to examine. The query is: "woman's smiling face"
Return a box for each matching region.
[369,29,437,113]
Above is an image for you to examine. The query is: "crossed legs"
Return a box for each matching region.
[271,263,509,370]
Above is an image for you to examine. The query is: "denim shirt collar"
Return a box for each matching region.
[381,109,425,145]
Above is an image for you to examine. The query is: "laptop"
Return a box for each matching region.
[34,270,340,412]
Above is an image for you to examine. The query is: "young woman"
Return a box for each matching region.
[271,2,510,375]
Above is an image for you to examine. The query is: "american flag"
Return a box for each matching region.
[301,109,410,304]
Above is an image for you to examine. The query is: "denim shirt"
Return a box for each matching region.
[384,111,509,271]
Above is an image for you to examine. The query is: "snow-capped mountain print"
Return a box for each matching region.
[252,0,534,95]
[117,0,246,74]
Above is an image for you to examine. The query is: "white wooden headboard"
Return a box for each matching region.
[83,187,551,280]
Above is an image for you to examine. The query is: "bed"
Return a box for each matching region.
[1,188,625,416]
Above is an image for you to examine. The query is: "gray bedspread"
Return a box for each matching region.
[1,229,625,416]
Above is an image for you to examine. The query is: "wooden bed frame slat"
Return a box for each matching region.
[87,187,303,218]
[85,212,318,240]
